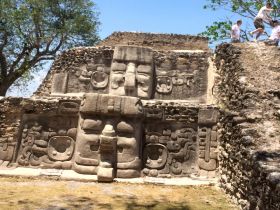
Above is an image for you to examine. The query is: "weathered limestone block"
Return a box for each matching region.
[198,109,219,175]
[16,99,80,169]
[74,93,143,180]
[154,51,209,102]
[97,32,210,51]
[35,37,210,103]
[110,46,154,99]
[36,47,114,96]
[98,123,117,182]
[142,102,219,178]
[0,98,23,166]
[51,73,68,94]
[216,43,280,209]
[1,32,221,184]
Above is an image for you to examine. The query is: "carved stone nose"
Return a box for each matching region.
[124,62,136,91]
[101,123,116,137]
[100,123,117,149]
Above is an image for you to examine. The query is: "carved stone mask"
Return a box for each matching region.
[109,46,154,99]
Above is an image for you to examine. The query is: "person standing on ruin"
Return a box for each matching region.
[249,2,274,41]
[265,20,280,46]
[231,20,242,43]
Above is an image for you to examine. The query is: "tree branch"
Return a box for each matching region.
[0,31,8,51]
[45,35,56,52]
[49,35,65,54]
[9,44,29,73]
[0,51,8,78]
[32,16,42,53]
[236,0,257,17]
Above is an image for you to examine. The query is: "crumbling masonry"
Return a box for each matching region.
[0,32,279,209]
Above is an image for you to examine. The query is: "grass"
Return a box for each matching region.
[0,177,237,210]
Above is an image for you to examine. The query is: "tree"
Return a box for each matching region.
[0,0,100,96]
[200,0,280,43]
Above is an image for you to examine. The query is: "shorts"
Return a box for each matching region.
[231,38,240,43]
[254,18,264,29]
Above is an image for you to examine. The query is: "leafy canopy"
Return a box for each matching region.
[0,0,100,96]
[200,0,280,42]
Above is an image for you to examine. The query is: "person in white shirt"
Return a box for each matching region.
[249,2,274,40]
[265,20,280,46]
[231,20,242,42]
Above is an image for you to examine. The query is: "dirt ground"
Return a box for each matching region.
[0,177,238,210]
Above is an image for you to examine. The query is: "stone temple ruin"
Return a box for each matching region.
[0,32,279,209]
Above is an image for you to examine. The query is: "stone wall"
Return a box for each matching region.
[153,50,209,101]
[0,96,220,179]
[35,47,114,97]
[215,42,280,210]
[97,32,209,51]
[2,31,280,208]
[0,32,218,183]
[17,98,80,169]
[142,101,219,178]
[35,45,210,103]
[0,97,81,168]
[0,98,22,165]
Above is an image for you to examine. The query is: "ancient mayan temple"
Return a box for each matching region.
[0,32,279,209]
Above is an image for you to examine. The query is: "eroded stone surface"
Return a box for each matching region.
[0,32,216,183]
[1,31,279,209]
[215,42,280,210]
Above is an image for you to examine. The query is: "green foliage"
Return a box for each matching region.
[0,0,100,95]
[202,0,280,43]
[199,21,232,42]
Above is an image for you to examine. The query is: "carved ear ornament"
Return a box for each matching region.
[91,71,109,89]
[48,136,75,161]
[144,143,168,169]
[156,76,173,94]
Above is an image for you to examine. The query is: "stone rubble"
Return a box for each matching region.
[215,42,280,210]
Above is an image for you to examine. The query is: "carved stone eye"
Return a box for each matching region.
[111,62,126,71]
[116,121,134,133]
[82,119,103,131]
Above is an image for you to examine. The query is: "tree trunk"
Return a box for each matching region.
[0,84,9,96]
[0,72,22,96]
[0,76,16,96]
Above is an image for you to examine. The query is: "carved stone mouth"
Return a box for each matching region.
[47,136,75,161]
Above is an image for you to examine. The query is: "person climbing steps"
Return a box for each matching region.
[264,20,280,46]
[231,20,242,43]
[249,2,274,41]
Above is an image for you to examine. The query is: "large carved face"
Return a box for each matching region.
[74,117,141,164]
[109,46,154,99]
